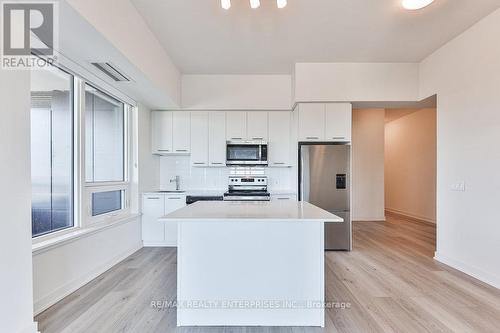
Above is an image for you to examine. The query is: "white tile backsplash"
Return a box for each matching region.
[159,156,293,191]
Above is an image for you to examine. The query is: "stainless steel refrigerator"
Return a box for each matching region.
[299,143,351,251]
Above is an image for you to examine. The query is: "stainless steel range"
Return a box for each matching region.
[223,176,270,201]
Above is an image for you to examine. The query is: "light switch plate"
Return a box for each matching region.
[451,181,466,192]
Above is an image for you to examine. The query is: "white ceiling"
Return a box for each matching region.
[131,0,500,74]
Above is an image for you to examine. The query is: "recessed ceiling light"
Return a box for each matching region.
[277,0,287,9]
[250,0,260,9]
[402,0,435,10]
[221,0,231,10]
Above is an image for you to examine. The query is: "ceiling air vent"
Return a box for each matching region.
[91,62,131,82]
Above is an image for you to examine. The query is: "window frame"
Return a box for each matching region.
[30,65,76,239]
[31,60,136,242]
[80,83,132,227]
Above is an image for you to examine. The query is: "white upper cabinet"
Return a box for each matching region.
[152,111,190,155]
[208,111,226,167]
[190,112,209,166]
[152,111,173,153]
[172,111,191,153]
[298,104,325,141]
[226,111,269,141]
[247,112,269,141]
[268,112,291,167]
[325,103,352,142]
[297,103,352,143]
[226,111,247,141]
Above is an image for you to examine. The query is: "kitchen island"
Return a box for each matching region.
[160,200,343,327]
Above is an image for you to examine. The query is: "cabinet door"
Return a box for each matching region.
[226,111,247,141]
[142,194,165,244]
[209,111,226,167]
[247,112,268,141]
[190,112,209,167]
[325,103,352,142]
[164,195,186,246]
[152,111,173,153]
[172,111,191,153]
[268,112,291,167]
[271,194,297,201]
[298,104,325,141]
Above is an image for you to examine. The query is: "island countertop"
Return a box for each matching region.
[160,200,343,223]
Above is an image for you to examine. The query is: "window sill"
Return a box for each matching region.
[32,213,141,255]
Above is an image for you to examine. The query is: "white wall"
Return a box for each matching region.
[385,108,437,223]
[66,0,181,107]
[32,219,142,315]
[181,75,292,110]
[351,109,386,221]
[137,104,160,193]
[294,63,419,103]
[420,8,500,288]
[0,71,37,333]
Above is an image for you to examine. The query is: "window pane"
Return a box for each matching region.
[85,86,125,182]
[31,66,74,237]
[92,190,123,216]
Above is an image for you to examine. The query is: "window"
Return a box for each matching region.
[85,85,125,183]
[31,61,133,239]
[30,66,74,237]
[91,190,124,216]
[84,85,129,221]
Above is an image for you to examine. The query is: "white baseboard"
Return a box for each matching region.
[19,322,38,333]
[434,252,500,290]
[353,216,386,222]
[385,208,436,224]
[34,242,142,316]
[143,241,176,247]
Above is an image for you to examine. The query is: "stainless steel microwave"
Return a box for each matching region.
[226,141,268,166]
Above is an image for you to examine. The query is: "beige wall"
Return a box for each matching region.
[385,108,436,223]
[352,109,386,221]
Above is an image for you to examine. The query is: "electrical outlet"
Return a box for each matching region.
[451,181,466,192]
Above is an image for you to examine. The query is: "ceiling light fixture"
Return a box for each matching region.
[277,0,287,9]
[402,0,435,10]
[250,0,260,9]
[221,0,231,10]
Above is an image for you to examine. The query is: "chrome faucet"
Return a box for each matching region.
[170,175,181,191]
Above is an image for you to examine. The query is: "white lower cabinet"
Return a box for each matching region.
[142,193,186,247]
[164,194,186,246]
[142,194,166,245]
[271,194,297,201]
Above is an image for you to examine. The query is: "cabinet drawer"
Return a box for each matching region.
[271,194,297,201]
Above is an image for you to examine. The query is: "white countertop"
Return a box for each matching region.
[144,189,297,196]
[160,201,343,223]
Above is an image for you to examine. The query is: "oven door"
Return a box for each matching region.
[226,143,267,166]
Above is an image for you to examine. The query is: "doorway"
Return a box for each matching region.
[384,107,437,253]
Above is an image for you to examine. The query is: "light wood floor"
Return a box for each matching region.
[36,215,500,333]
